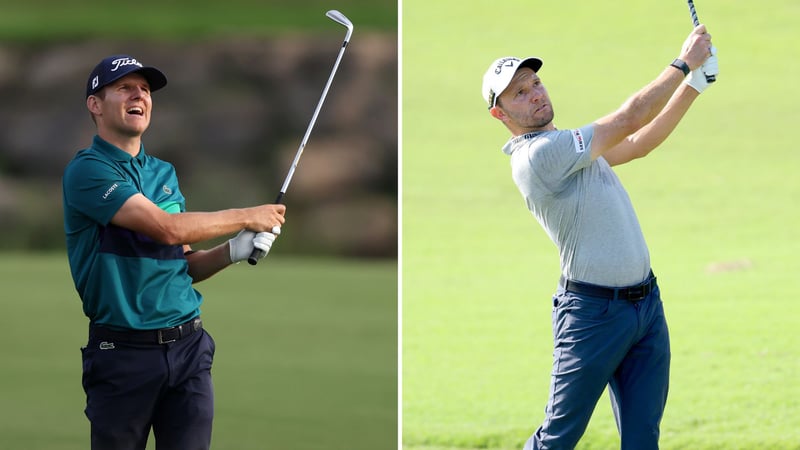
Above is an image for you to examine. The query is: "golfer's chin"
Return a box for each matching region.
[120,121,150,137]
[518,108,553,130]
[535,106,554,126]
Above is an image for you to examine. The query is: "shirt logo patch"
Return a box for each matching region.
[162,185,172,195]
[99,341,115,350]
[571,129,586,153]
[102,183,119,199]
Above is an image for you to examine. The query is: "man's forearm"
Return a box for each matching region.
[591,65,686,159]
[165,209,253,245]
[604,83,699,166]
[111,194,257,246]
[628,83,699,151]
[185,242,232,282]
[618,66,686,132]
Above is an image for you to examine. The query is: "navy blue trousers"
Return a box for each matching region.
[525,281,670,450]
[81,326,216,450]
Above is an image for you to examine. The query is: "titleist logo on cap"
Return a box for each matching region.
[110,57,143,72]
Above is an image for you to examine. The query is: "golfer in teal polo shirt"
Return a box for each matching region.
[62,54,286,450]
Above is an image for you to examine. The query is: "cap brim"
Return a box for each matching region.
[518,57,543,73]
[134,67,168,92]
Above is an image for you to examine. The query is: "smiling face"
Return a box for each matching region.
[490,67,555,136]
[87,72,152,150]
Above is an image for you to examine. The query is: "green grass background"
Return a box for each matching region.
[0,254,397,449]
[402,0,799,449]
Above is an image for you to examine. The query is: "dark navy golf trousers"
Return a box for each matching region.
[81,324,216,450]
[525,278,670,450]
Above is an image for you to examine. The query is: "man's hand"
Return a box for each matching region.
[229,229,279,264]
[247,204,286,233]
[679,24,713,71]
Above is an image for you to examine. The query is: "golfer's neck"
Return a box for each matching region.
[98,130,143,157]
[510,122,556,137]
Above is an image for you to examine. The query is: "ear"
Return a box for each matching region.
[489,105,506,122]
[86,95,102,116]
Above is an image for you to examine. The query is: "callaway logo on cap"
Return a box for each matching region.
[86,54,168,98]
[481,56,543,109]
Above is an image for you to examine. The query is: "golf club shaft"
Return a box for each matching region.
[687,0,716,83]
[248,11,353,265]
[687,0,700,27]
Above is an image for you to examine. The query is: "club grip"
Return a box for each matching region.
[246,249,266,265]
[688,0,715,85]
[247,192,285,266]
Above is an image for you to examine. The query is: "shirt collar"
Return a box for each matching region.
[91,135,147,164]
[502,131,546,155]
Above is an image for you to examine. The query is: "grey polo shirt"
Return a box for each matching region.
[502,125,651,287]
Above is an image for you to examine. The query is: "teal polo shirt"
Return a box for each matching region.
[62,135,203,330]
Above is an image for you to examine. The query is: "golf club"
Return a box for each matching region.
[248,9,354,265]
[687,0,716,83]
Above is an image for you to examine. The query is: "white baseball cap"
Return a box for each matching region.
[482,56,543,108]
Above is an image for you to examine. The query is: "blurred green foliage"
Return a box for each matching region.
[0,0,396,40]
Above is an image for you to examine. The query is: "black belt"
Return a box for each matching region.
[559,271,656,302]
[90,317,203,344]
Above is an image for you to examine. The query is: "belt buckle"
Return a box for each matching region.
[626,282,650,301]
[157,328,178,344]
[627,287,644,300]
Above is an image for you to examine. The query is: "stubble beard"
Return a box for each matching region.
[530,105,554,129]
[512,105,554,132]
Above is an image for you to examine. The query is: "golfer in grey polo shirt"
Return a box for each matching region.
[482,23,717,450]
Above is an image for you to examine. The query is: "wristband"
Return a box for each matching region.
[669,59,690,76]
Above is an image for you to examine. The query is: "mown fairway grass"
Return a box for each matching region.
[402,1,800,449]
[0,254,397,450]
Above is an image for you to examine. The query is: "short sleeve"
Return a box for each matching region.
[63,153,140,226]
[525,126,594,193]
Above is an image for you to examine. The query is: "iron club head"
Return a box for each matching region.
[326,10,354,42]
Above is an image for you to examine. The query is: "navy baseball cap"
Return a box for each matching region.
[86,54,167,98]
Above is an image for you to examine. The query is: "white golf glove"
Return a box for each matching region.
[228,229,279,264]
[686,46,718,94]
[703,45,718,79]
